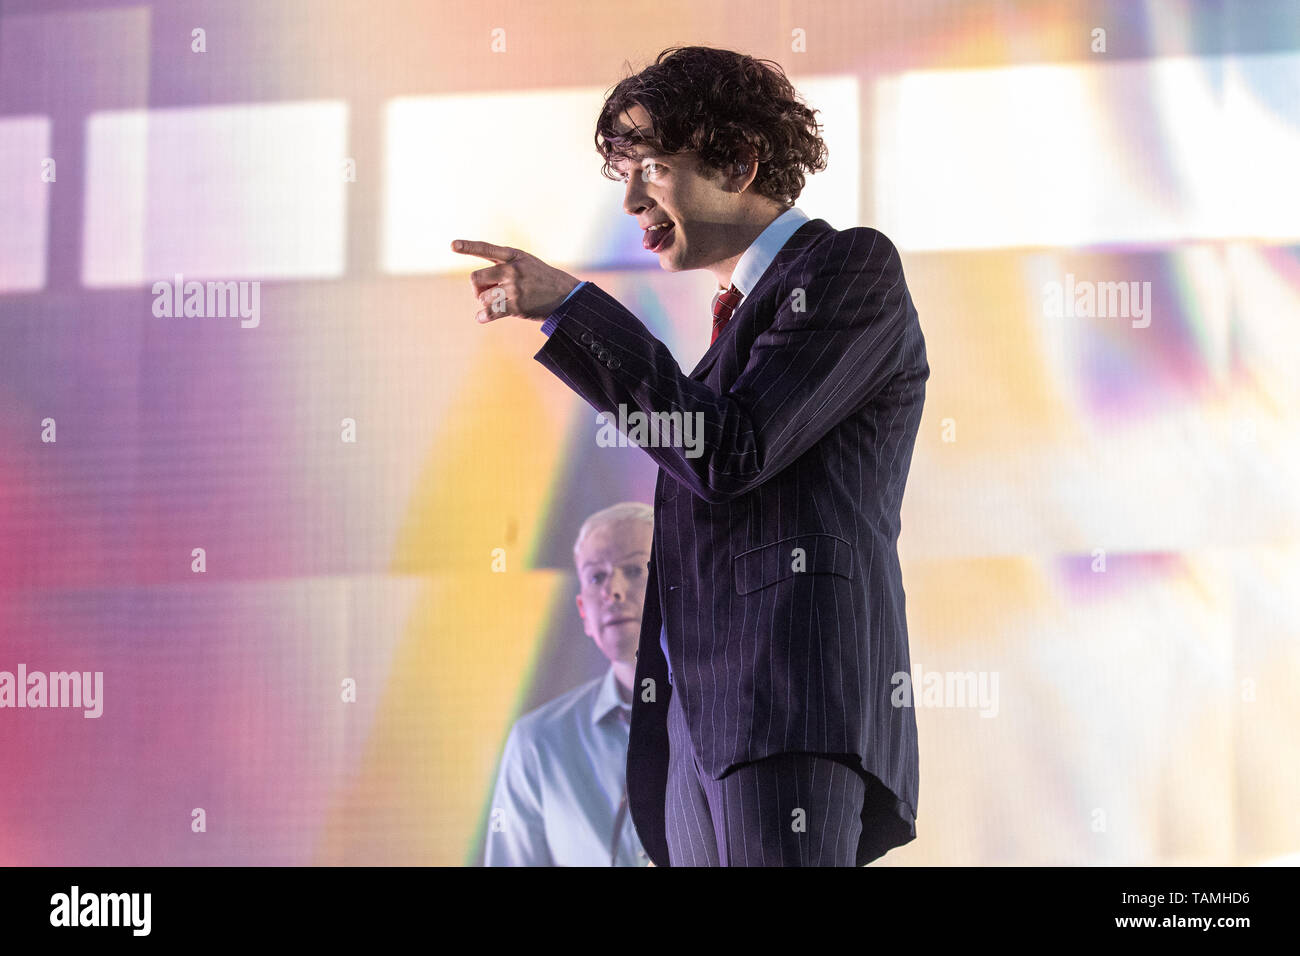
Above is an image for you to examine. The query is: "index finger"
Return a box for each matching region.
[451,239,516,263]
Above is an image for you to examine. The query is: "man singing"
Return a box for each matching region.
[454,45,927,866]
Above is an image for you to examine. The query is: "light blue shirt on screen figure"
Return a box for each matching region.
[485,665,649,866]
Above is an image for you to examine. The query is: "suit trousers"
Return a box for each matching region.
[663,683,868,866]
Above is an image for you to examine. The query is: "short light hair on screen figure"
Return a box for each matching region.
[572,502,654,568]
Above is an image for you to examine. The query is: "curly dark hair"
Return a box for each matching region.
[594,46,828,208]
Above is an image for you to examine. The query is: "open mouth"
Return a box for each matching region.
[643,221,675,252]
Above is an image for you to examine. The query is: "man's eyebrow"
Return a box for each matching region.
[614,148,662,166]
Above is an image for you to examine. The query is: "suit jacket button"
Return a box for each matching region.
[598,349,611,361]
[590,341,601,353]
[609,358,621,369]
[580,331,593,344]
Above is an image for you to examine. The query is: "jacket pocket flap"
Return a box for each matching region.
[733,533,854,595]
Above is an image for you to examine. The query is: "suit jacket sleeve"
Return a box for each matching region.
[534,228,917,503]
[483,721,554,867]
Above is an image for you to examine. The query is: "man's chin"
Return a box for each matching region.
[655,243,685,268]
[604,631,640,658]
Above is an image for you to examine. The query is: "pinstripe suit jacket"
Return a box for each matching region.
[534,218,927,866]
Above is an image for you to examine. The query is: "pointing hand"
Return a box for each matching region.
[451,239,580,323]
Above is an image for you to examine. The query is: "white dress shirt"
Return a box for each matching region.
[485,664,649,866]
[725,204,810,297]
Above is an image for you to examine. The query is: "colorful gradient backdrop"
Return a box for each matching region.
[1,0,1297,865]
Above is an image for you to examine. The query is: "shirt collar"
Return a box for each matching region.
[725,205,810,298]
[591,664,632,726]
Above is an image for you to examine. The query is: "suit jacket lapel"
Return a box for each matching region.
[688,218,834,380]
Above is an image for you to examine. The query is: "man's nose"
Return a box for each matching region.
[604,571,628,600]
[623,179,650,218]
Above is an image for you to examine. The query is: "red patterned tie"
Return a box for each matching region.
[711,283,744,344]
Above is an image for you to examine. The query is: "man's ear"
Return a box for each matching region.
[732,151,759,193]
[575,593,586,620]
[738,147,759,178]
